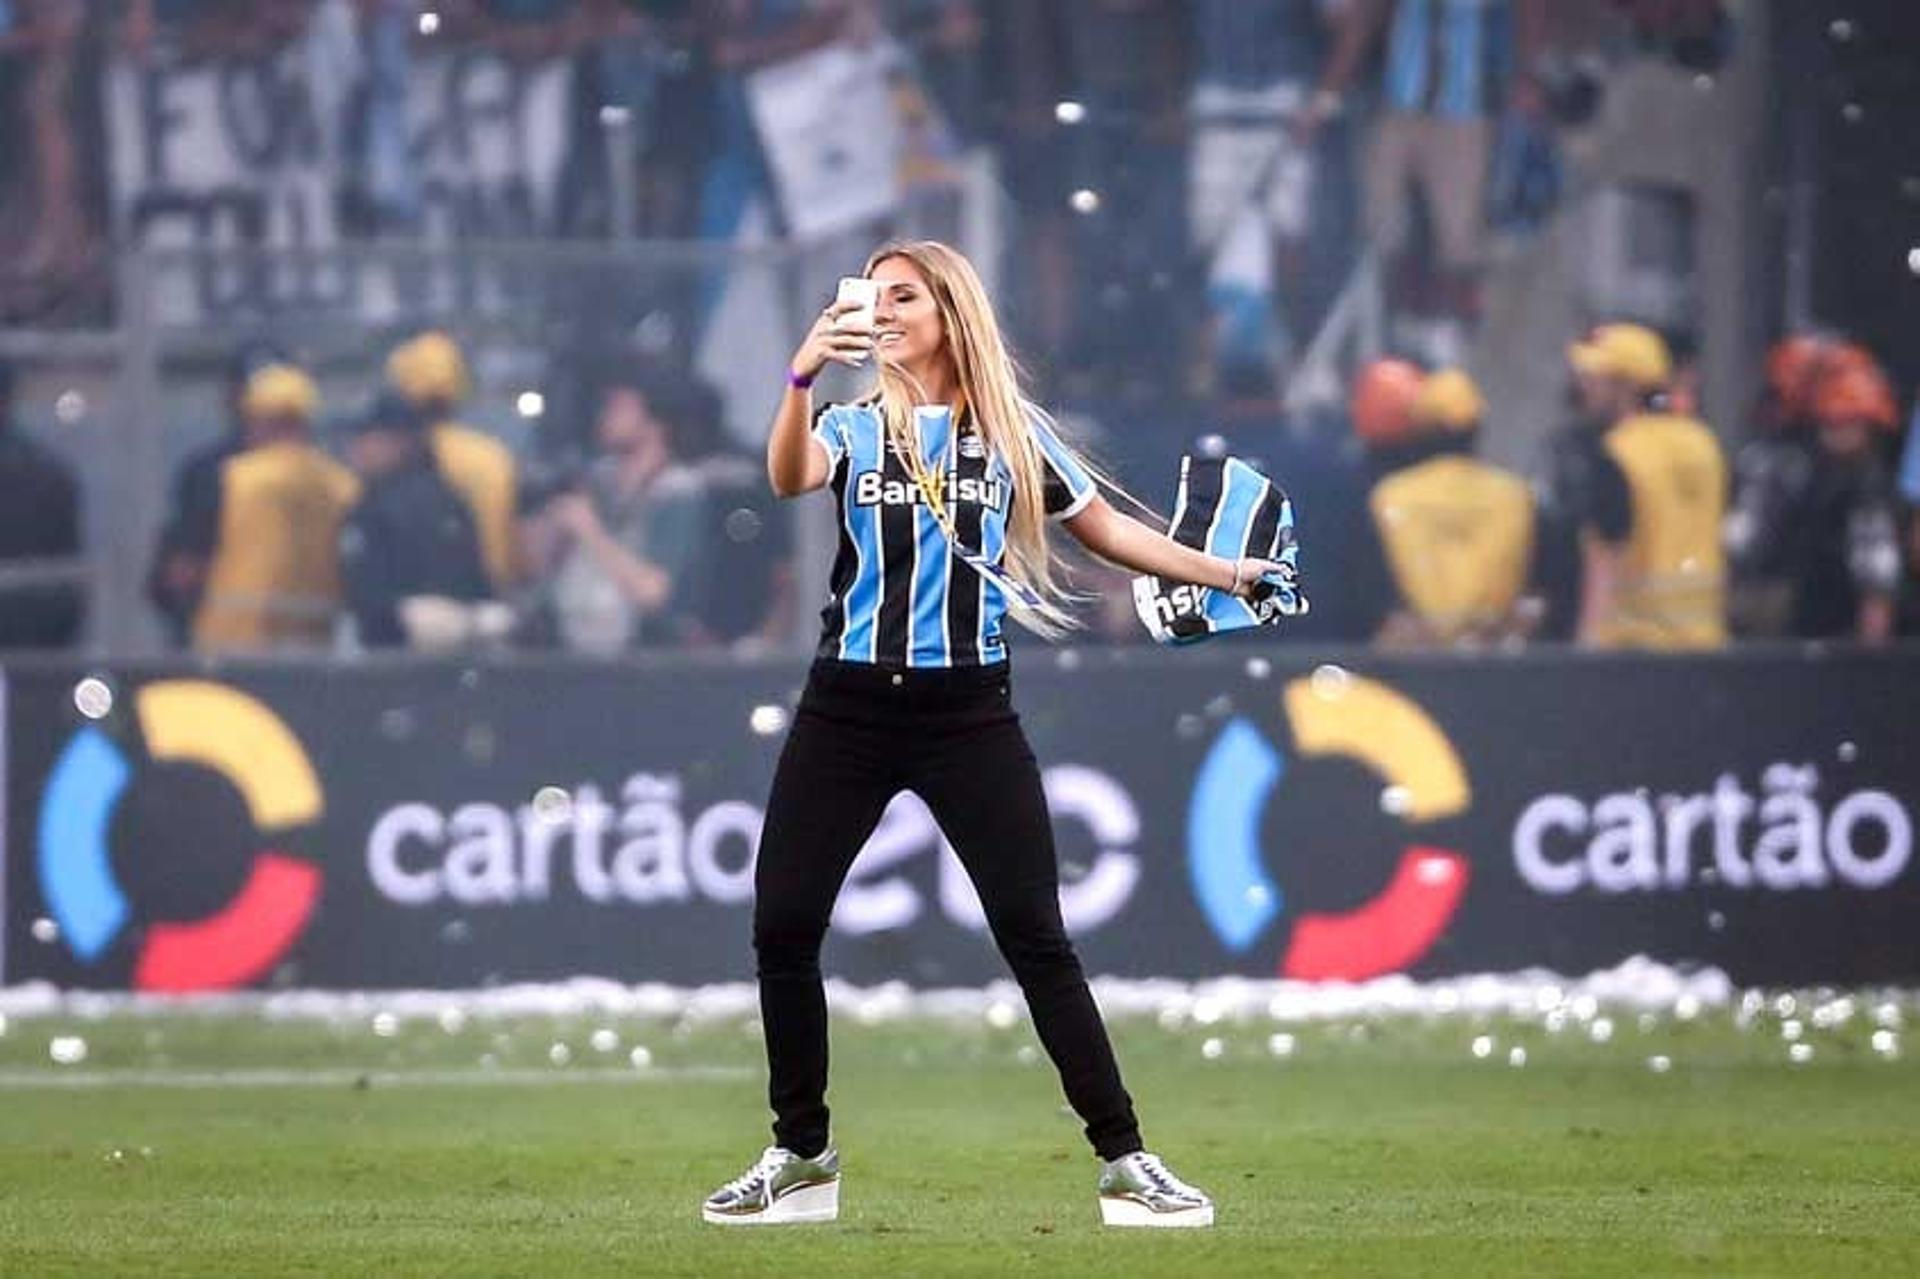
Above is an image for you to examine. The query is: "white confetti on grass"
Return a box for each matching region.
[0,1066,744,1090]
[0,958,1907,1037]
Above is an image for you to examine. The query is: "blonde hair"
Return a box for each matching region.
[860,240,1096,635]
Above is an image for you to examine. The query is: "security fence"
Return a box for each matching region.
[3,227,1002,657]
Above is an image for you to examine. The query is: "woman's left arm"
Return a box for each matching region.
[1062,495,1277,596]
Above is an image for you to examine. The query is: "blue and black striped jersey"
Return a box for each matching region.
[810,401,1096,668]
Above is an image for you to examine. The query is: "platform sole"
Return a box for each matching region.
[1099,1194,1214,1228]
[702,1177,839,1225]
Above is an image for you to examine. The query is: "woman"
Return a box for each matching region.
[703,241,1284,1230]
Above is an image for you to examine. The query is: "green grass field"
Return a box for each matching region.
[1,997,1916,1277]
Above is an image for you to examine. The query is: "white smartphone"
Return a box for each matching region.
[834,276,879,333]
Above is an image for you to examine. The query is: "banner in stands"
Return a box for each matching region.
[3,650,1916,991]
[103,38,572,322]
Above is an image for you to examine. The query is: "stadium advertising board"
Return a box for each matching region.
[3,651,1916,991]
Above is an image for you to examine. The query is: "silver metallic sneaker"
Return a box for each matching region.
[701,1145,841,1225]
[1097,1151,1214,1228]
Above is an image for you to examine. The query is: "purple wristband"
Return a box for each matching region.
[788,368,815,390]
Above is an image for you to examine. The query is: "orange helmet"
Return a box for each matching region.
[1821,341,1883,383]
[1350,358,1426,446]
[1810,350,1899,431]
[1764,333,1834,418]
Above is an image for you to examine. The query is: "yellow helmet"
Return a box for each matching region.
[240,363,319,420]
[385,331,471,406]
[1567,323,1671,390]
[1411,368,1486,433]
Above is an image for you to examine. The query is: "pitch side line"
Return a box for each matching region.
[0,1065,752,1089]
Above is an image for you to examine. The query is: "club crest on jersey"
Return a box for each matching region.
[855,470,1007,511]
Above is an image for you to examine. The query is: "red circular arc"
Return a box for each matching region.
[133,853,322,992]
[1279,847,1471,981]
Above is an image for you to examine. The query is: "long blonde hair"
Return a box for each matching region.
[861,239,1092,635]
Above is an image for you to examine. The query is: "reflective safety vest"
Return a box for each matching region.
[431,422,520,590]
[194,441,360,651]
[1597,412,1728,650]
[1369,454,1535,641]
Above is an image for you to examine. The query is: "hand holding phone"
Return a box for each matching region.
[834,276,879,335]
[793,278,880,378]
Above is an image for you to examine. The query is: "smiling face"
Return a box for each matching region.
[870,256,948,373]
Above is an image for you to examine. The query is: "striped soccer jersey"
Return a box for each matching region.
[1384,0,1512,120]
[809,401,1096,668]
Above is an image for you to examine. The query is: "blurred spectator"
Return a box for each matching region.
[349,0,423,233]
[554,0,683,237]
[0,0,94,320]
[1724,332,1833,636]
[526,368,705,653]
[1053,0,1188,390]
[1778,352,1904,644]
[885,0,984,145]
[1899,393,1920,639]
[193,365,360,652]
[1899,385,1920,513]
[653,370,796,649]
[385,331,522,591]
[975,0,1187,388]
[1482,79,1562,239]
[337,390,502,650]
[147,339,287,645]
[1188,0,1337,398]
[629,3,712,241]
[1548,322,1726,649]
[978,0,1073,362]
[124,0,311,59]
[1318,0,1546,355]
[1606,0,1731,70]
[872,1,972,215]
[695,0,847,247]
[418,0,587,64]
[0,356,86,648]
[1347,364,1541,647]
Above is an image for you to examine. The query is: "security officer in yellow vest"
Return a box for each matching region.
[1348,366,1542,648]
[193,365,361,653]
[1558,323,1728,649]
[384,331,522,592]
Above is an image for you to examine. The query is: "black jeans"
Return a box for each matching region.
[753,659,1144,1162]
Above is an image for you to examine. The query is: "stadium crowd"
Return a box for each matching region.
[5,314,1916,654]
[3,0,1915,654]
[6,0,1733,370]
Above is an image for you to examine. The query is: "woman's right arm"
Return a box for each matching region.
[769,299,873,498]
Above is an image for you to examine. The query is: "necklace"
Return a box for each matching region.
[896,401,1046,613]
